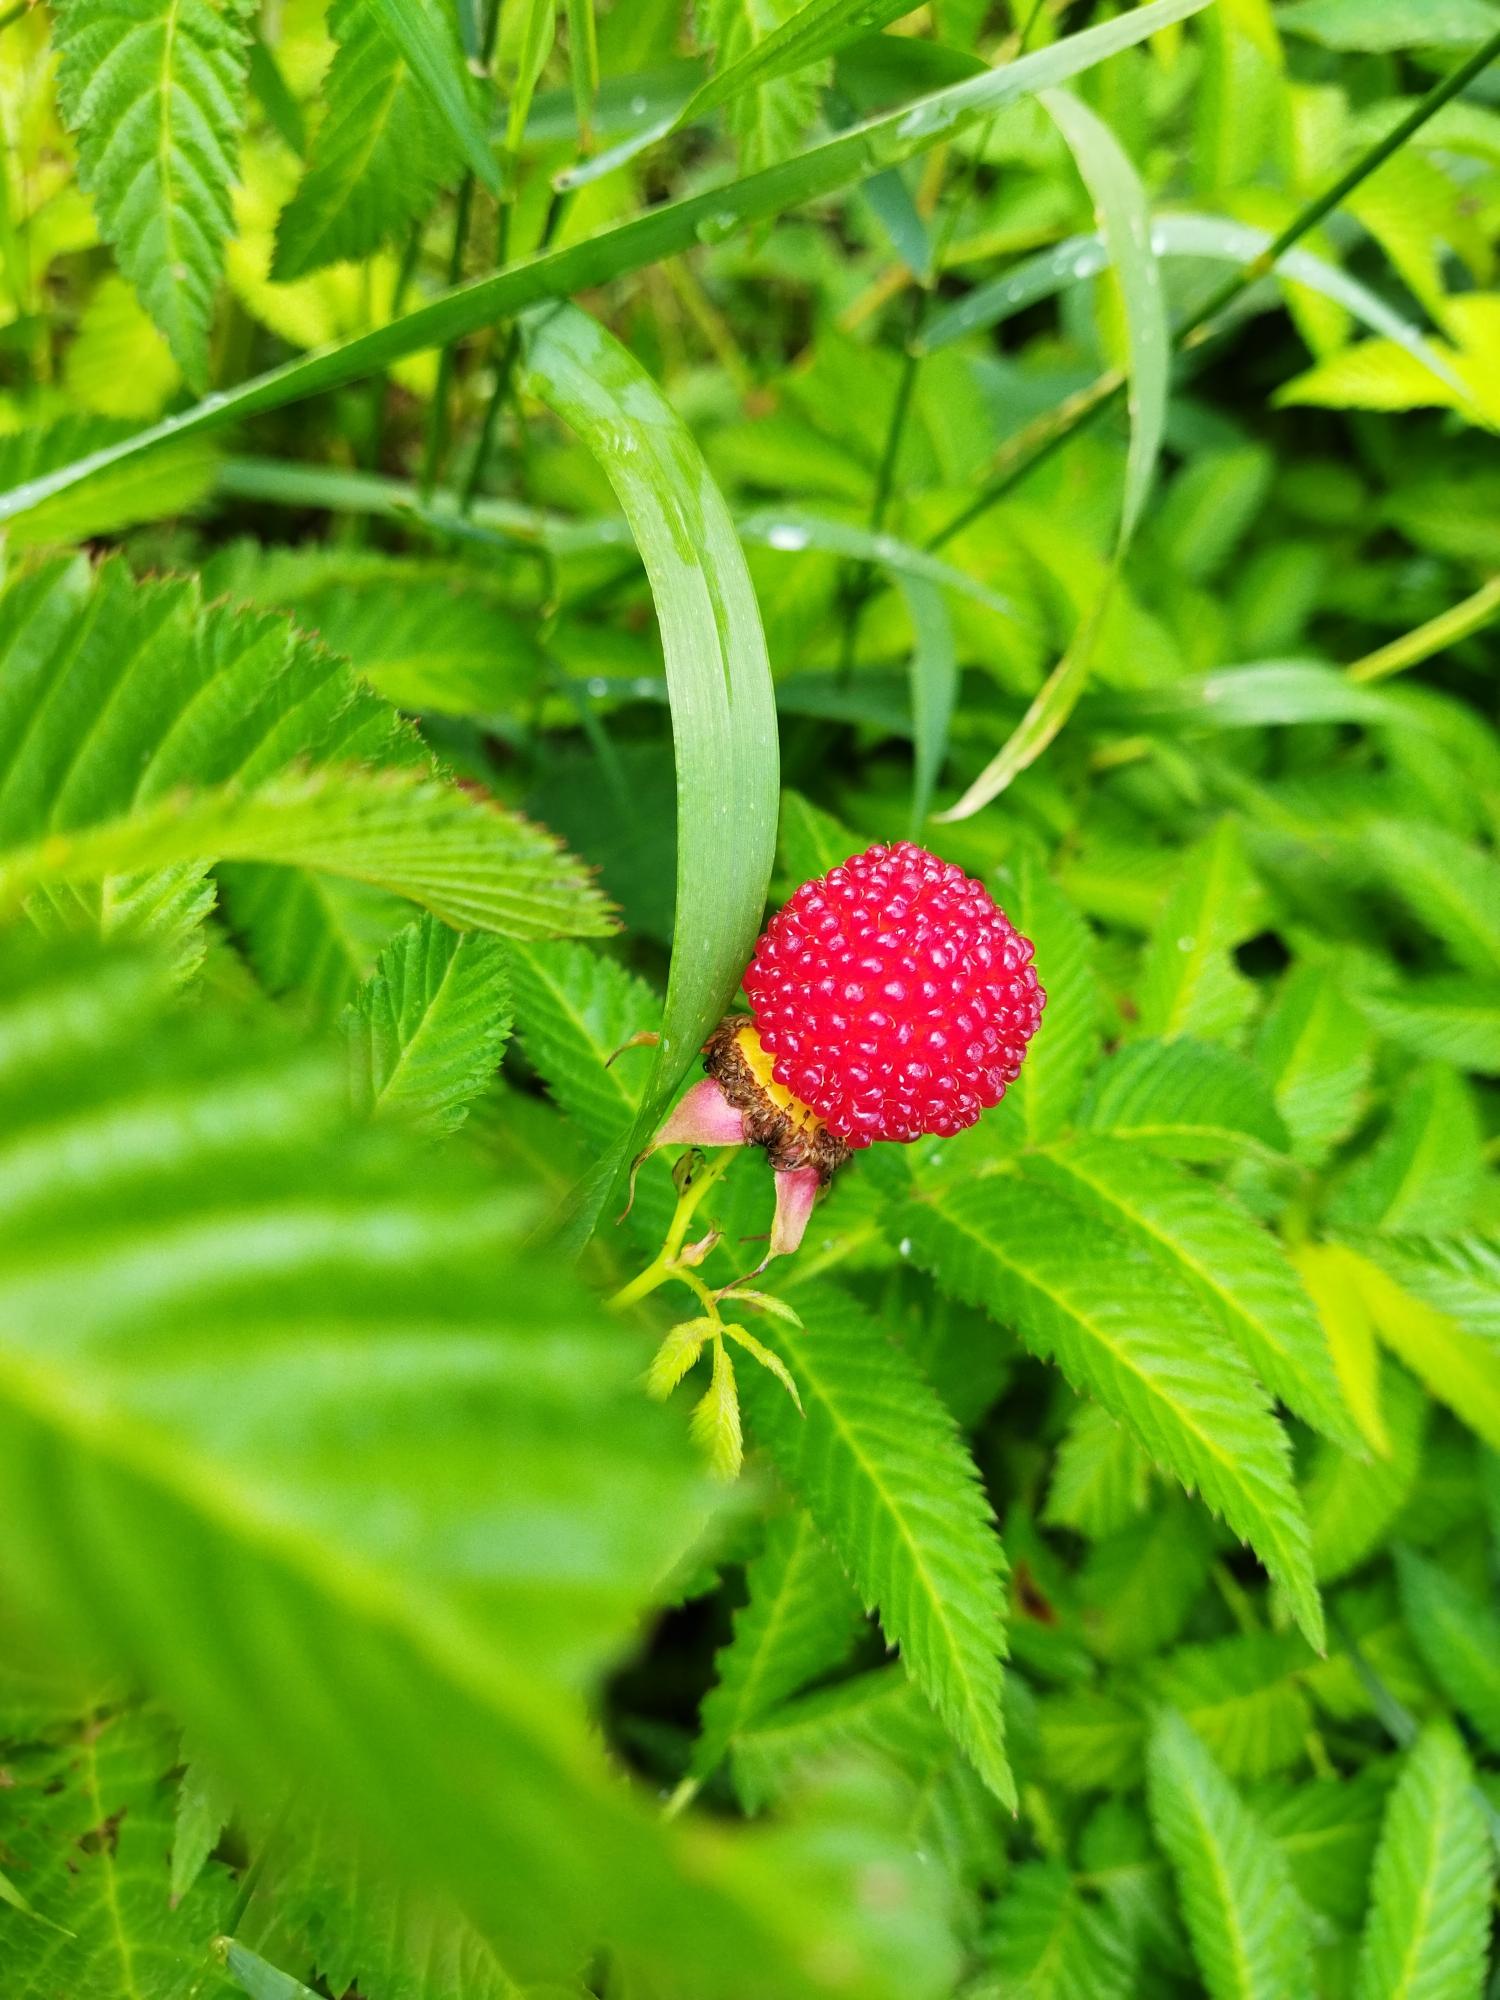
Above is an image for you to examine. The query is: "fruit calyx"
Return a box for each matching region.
[703,1016,852,1186]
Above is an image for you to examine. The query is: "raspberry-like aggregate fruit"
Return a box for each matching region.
[742,841,1044,1147]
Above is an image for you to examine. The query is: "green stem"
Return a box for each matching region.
[1347,573,1500,683]
[419,175,478,498]
[925,28,1500,552]
[460,189,575,512]
[606,1152,735,1314]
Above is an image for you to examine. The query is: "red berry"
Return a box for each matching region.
[742,842,1045,1149]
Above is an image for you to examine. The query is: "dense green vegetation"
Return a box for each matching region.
[1,1,1498,1995]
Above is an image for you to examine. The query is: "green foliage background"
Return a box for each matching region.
[0,1,1498,1995]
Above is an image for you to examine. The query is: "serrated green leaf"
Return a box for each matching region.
[1147,1710,1315,2000]
[368,0,500,193]
[898,1171,1324,1649]
[1364,819,1500,981]
[1137,820,1260,1045]
[692,1336,745,1482]
[0,558,611,947]
[200,544,544,717]
[1328,1067,1484,1235]
[1344,1246,1500,1452]
[1079,1036,1290,1161]
[1031,1137,1359,1452]
[1257,965,1376,1163]
[0,933,903,1999]
[740,1281,1015,1806]
[345,914,512,1132]
[50,0,253,385]
[993,840,1099,1146]
[1043,1402,1153,1541]
[272,0,467,278]
[1304,1363,1428,1584]
[1291,1243,1391,1459]
[0,1705,238,1996]
[247,1810,535,2000]
[1355,1724,1495,2000]
[505,939,660,1149]
[1395,1548,1500,1755]
[695,0,829,176]
[171,1751,234,1904]
[972,1858,1134,2000]
[696,1508,865,1780]
[1154,1634,1313,1783]
[646,1319,714,1400]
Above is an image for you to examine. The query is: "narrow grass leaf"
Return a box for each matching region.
[1039,89,1168,545]
[520,305,779,1224]
[0,0,1214,530]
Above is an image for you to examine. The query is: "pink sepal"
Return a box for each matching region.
[654,1078,747,1151]
[770,1166,821,1259]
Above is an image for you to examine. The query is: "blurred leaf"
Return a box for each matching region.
[1328,1066,1484,1234]
[1136,820,1259,1045]
[1043,1403,1153,1541]
[1257,966,1376,1164]
[1343,1245,1500,1452]
[971,1859,1133,2000]
[1395,1548,1500,1755]
[1304,1364,1427,1584]
[1363,820,1500,981]
[1079,1037,1291,1161]
[1354,1725,1495,2000]
[1278,0,1500,49]
[0,933,905,1999]
[1291,1243,1391,1459]
[1147,1710,1315,2000]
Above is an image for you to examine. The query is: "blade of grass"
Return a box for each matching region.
[518,304,779,1238]
[1348,574,1500,683]
[927,24,1500,554]
[0,0,1213,531]
[1039,87,1167,545]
